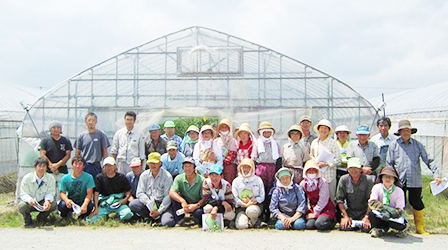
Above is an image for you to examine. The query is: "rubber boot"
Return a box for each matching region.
[413,209,430,235]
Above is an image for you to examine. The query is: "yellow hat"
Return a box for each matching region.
[147,152,161,164]
[237,158,255,174]
[217,119,232,132]
[257,121,275,135]
[235,123,252,139]
[303,160,321,178]
[200,124,216,138]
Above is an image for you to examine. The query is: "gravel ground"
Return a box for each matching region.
[1,227,447,250]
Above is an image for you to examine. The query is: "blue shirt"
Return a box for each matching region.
[126,171,141,198]
[269,184,306,218]
[160,152,185,177]
[160,134,183,152]
[387,137,439,188]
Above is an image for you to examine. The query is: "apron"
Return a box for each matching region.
[306,182,336,221]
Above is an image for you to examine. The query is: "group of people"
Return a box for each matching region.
[18,112,441,238]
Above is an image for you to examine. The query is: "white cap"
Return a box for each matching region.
[103,157,116,167]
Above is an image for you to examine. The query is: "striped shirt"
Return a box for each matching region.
[202,178,233,205]
[310,136,341,183]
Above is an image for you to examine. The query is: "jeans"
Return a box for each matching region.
[275,217,306,230]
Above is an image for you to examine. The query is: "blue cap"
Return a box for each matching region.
[148,124,161,131]
[209,164,223,175]
[356,124,370,135]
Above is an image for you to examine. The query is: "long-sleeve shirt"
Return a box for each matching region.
[251,139,280,164]
[269,185,306,218]
[193,140,223,175]
[300,178,330,215]
[160,152,185,177]
[202,178,233,205]
[20,172,56,203]
[387,137,439,188]
[110,127,146,164]
[371,133,398,168]
[369,183,405,210]
[282,140,309,168]
[136,168,173,214]
[335,174,374,219]
[346,140,380,172]
[160,134,183,152]
[309,137,341,183]
[231,176,265,207]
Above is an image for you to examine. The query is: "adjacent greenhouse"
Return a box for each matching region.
[18,26,378,175]
[370,81,448,177]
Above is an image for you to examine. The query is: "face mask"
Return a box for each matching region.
[307,174,317,180]
[220,131,229,136]
[242,169,253,178]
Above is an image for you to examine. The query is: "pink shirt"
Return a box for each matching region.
[369,183,405,210]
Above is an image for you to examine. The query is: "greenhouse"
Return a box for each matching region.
[0,82,43,175]
[370,81,448,177]
[17,26,378,174]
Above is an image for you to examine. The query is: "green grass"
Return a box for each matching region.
[1,176,448,233]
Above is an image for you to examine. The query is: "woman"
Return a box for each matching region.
[215,119,238,183]
[335,125,351,183]
[193,125,223,176]
[282,124,309,184]
[232,158,265,229]
[309,119,341,201]
[234,123,255,165]
[180,125,200,157]
[300,160,336,230]
[269,167,306,230]
[368,166,407,238]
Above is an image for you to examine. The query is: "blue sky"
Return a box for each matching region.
[0,0,447,100]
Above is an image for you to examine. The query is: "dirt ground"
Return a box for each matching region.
[1,227,447,250]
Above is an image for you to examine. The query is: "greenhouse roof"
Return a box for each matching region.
[21,26,377,142]
[0,82,45,121]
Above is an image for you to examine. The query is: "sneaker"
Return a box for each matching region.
[370,228,384,238]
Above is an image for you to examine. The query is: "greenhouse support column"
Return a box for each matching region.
[280,55,283,107]
[304,66,307,106]
[115,57,118,107]
[164,36,168,107]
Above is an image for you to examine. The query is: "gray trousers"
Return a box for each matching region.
[129,199,176,227]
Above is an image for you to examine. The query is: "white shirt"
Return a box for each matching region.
[110,126,146,164]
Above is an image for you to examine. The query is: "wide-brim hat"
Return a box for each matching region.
[335,125,351,134]
[379,166,398,180]
[394,120,417,136]
[313,119,334,135]
[237,158,255,174]
[303,160,321,178]
[200,124,216,138]
[287,124,303,138]
[217,119,232,132]
[186,125,199,134]
[257,121,275,135]
[235,123,252,139]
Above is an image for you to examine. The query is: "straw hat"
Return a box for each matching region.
[186,125,199,134]
[217,119,232,132]
[287,124,303,138]
[302,160,321,178]
[394,120,417,136]
[237,158,255,175]
[257,121,275,135]
[313,119,334,135]
[235,123,252,139]
[378,166,398,180]
[200,124,216,138]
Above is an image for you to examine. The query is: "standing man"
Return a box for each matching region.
[299,115,317,152]
[387,120,441,235]
[371,117,397,170]
[335,157,373,232]
[110,111,146,174]
[129,152,175,226]
[346,125,380,176]
[161,120,183,151]
[58,156,95,219]
[75,112,110,178]
[39,121,73,175]
[145,124,167,157]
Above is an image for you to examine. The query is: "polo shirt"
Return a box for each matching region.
[171,173,204,204]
